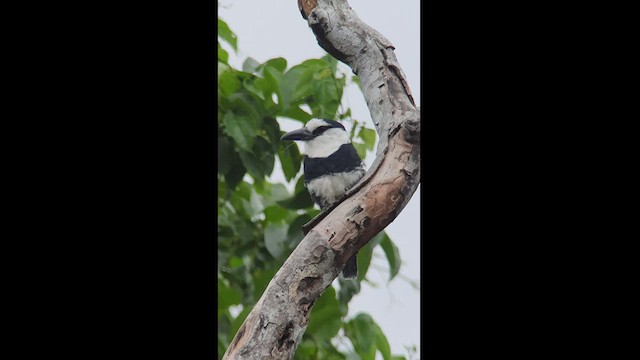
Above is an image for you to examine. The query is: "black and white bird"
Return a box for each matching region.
[280,118,366,279]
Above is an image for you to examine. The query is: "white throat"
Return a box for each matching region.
[304,128,350,158]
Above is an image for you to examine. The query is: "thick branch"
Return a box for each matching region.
[223,1,420,359]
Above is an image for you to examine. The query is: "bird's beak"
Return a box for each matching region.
[280,127,313,141]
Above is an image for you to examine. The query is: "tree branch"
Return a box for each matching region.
[222,1,420,358]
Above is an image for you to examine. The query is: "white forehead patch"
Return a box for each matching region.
[305,118,332,133]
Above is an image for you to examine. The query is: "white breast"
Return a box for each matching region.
[306,169,366,207]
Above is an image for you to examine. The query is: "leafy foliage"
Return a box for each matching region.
[218,18,407,359]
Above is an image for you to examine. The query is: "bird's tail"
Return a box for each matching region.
[342,253,358,279]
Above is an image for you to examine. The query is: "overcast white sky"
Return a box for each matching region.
[219,1,421,357]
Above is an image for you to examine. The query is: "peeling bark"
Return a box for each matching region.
[222,1,420,359]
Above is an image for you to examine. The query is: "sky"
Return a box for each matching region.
[219,0,421,357]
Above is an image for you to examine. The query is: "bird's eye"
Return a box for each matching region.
[312,126,330,135]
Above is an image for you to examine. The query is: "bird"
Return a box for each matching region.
[280,118,366,279]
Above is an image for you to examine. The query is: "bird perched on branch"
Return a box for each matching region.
[281,118,366,279]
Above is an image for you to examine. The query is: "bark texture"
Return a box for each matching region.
[222,1,420,359]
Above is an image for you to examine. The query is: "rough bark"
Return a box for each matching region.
[222,1,420,359]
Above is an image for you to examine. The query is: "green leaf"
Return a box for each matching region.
[219,70,241,96]
[337,278,361,314]
[238,137,274,180]
[358,127,377,151]
[349,120,359,141]
[264,66,284,106]
[339,108,352,120]
[310,75,341,119]
[356,250,373,282]
[241,188,264,217]
[357,231,386,282]
[324,345,348,360]
[297,59,344,119]
[238,148,265,179]
[295,338,318,359]
[263,205,289,223]
[223,148,246,190]
[231,219,258,247]
[218,180,228,208]
[306,208,322,218]
[322,53,339,73]
[280,64,314,110]
[300,58,329,69]
[218,62,230,77]
[345,353,362,360]
[379,233,401,281]
[374,323,392,360]
[228,182,251,213]
[253,75,277,100]
[218,135,233,175]
[353,142,367,159]
[252,267,278,300]
[344,314,378,360]
[242,57,261,73]
[222,112,258,152]
[277,177,314,209]
[264,222,288,259]
[218,278,242,313]
[260,57,287,73]
[218,18,238,51]
[268,183,290,202]
[255,181,291,208]
[259,58,287,94]
[218,42,229,63]
[282,106,313,122]
[287,213,312,238]
[262,117,281,152]
[351,75,362,91]
[218,334,229,360]
[287,213,313,249]
[227,256,244,269]
[277,189,314,209]
[306,286,342,340]
[242,78,266,101]
[218,315,232,359]
[278,140,302,182]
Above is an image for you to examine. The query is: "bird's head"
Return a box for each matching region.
[280,118,351,158]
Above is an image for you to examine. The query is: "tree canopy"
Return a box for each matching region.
[218,17,414,360]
